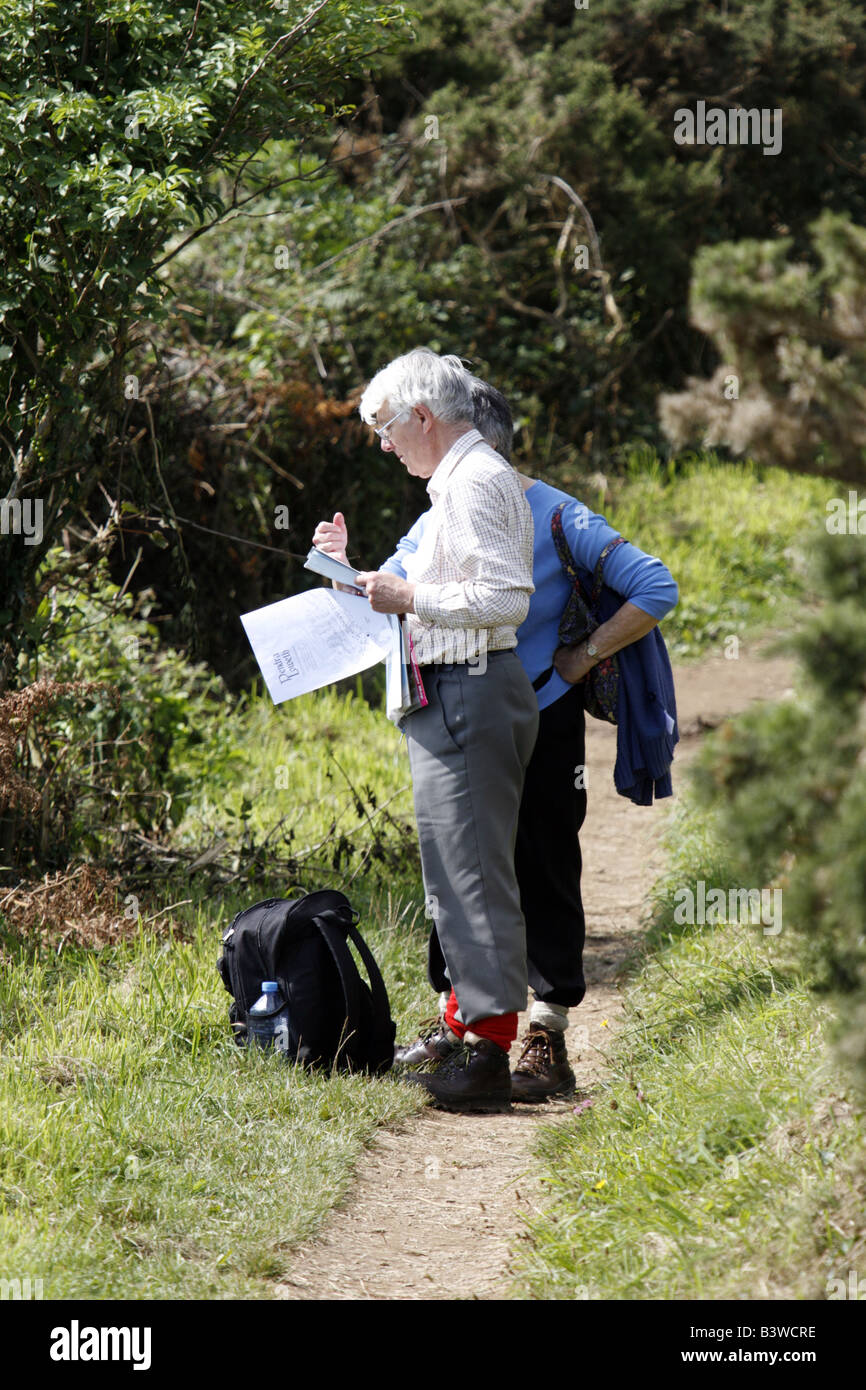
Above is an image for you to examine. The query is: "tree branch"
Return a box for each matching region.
[307,197,469,275]
[200,0,333,164]
[538,173,624,332]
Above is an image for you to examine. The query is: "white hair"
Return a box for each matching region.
[359,348,474,427]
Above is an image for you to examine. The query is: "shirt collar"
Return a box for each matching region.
[426,428,485,501]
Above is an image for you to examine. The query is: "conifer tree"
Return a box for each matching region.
[691,529,866,1094]
[660,213,866,485]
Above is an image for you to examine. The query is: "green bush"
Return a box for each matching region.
[2,554,228,870]
[691,529,866,1095]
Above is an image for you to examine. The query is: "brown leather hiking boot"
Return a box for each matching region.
[401,1038,512,1112]
[393,1017,460,1069]
[510,1024,576,1103]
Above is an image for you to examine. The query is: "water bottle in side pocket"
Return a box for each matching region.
[247,981,290,1055]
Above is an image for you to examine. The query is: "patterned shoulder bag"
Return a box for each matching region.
[547,501,625,725]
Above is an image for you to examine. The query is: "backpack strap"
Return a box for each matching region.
[312,915,394,1069]
[308,911,366,1064]
[346,923,393,1045]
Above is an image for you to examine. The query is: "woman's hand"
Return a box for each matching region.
[554,643,594,685]
[554,605,660,683]
[312,511,349,562]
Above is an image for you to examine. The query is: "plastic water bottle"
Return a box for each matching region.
[247,981,290,1055]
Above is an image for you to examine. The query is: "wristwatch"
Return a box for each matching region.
[585,639,600,663]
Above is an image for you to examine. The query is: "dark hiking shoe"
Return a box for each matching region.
[401,1038,512,1112]
[510,1024,576,1103]
[393,1016,460,1069]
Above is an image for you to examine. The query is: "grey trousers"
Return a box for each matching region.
[404,650,539,1025]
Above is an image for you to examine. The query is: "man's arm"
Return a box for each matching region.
[313,511,430,602]
[311,511,358,593]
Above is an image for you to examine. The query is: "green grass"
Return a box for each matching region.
[0,892,431,1299]
[0,686,435,1299]
[511,805,865,1300]
[170,681,421,899]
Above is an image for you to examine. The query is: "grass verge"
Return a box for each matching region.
[1,453,841,1299]
[0,889,431,1299]
[511,803,865,1300]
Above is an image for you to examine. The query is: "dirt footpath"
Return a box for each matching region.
[277,643,795,1300]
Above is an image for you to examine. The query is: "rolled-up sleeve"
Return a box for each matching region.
[566,505,678,620]
[601,543,678,618]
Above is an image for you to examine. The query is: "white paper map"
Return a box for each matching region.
[240,587,395,704]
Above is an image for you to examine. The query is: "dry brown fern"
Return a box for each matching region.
[0,676,103,814]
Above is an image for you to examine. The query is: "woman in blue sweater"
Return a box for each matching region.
[313,379,677,1100]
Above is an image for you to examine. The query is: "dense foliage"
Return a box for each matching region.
[5,1,866,687]
[0,0,408,687]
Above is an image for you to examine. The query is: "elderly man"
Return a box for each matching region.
[316,348,538,1112]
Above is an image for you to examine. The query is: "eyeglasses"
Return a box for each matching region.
[373,409,405,442]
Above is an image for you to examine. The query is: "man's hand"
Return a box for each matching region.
[312,511,349,561]
[355,571,416,614]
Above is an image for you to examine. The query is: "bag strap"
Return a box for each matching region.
[265,890,357,964]
[552,501,627,598]
[533,508,627,693]
[589,535,627,606]
[550,502,583,585]
[309,912,366,1063]
[532,666,553,692]
[346,923,392,1040]
[533,503,594,692]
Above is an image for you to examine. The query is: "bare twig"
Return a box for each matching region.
[142,899,193,924]
[587,308,674,397]
[180,0,203,61]
[538,173,624,332]
[308,198,469,275]
[223,436,304,489]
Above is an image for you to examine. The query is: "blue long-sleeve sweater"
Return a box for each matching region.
[383,481,674,698]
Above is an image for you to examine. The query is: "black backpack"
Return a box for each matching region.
[217,889,395,1074]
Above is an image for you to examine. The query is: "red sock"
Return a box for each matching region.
[444,989,518,1052]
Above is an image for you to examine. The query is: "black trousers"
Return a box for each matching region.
[429,682,587,1008]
